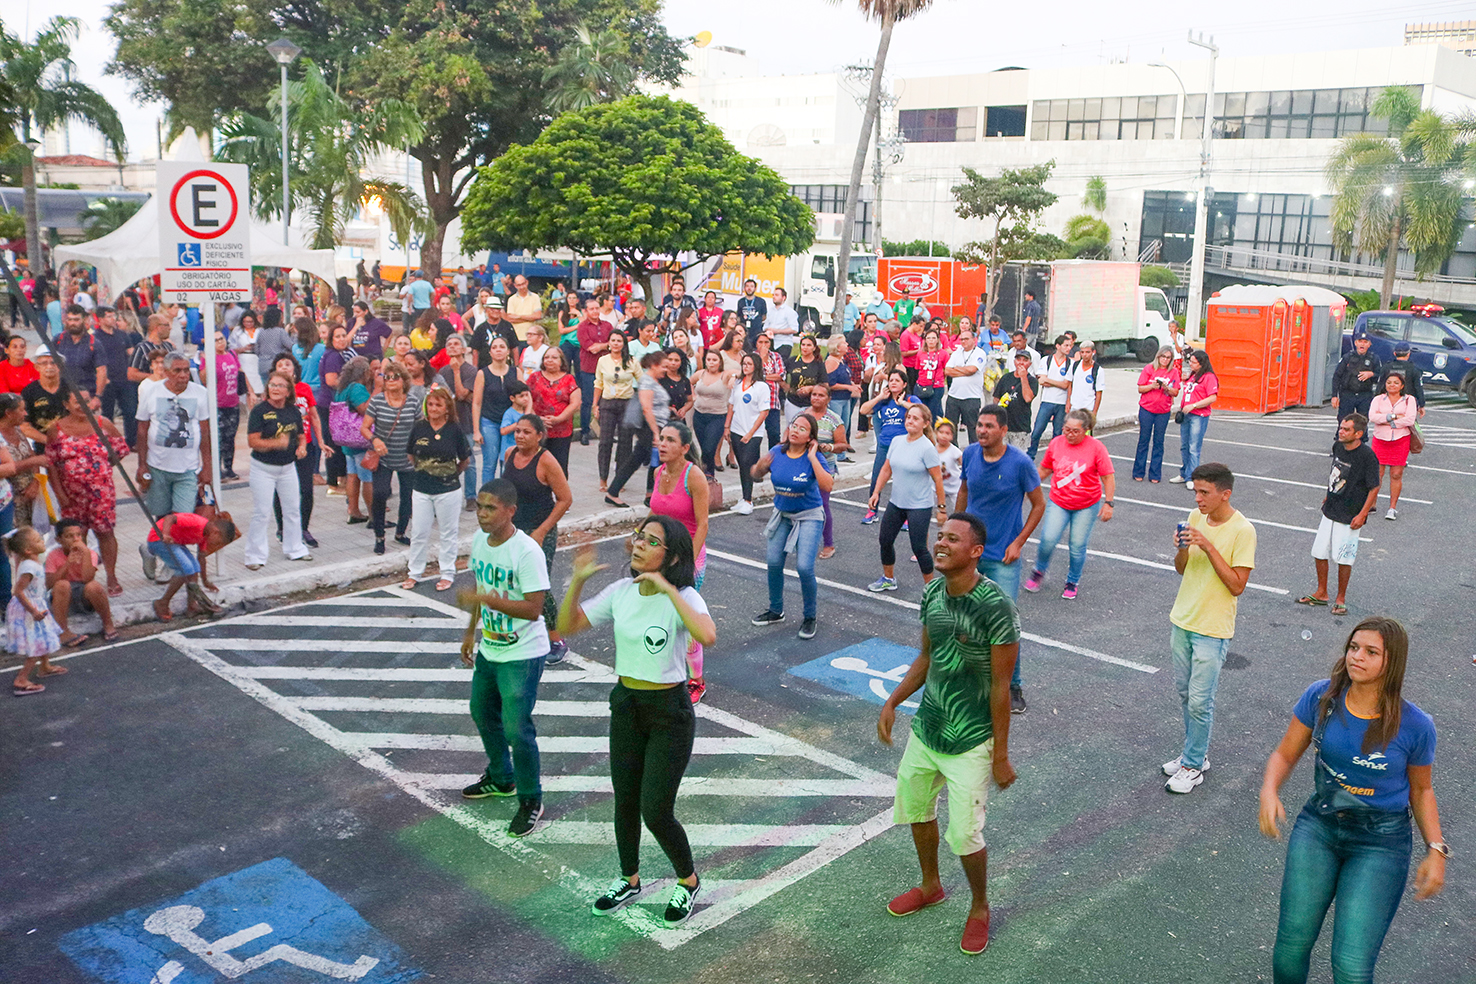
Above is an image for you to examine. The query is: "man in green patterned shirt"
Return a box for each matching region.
[878,513,1020,955]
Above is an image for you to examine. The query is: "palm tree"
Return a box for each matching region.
[217,59,426,251]
[80,196,145,240]
[1326,86,1472,307]
[542,24,638,114]
[1,16,126,277]
[829,0,935,331]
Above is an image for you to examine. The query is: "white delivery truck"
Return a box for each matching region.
[994,260,1175,361]
[698,213,882,332]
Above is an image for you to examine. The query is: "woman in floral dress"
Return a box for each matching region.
[46,391,131,596]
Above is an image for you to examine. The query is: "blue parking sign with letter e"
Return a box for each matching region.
[59,857,421,984]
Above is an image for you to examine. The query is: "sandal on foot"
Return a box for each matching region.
[818,546,836,559]
[12,682,44,696]
[401,577,419,590]
[435,578,454,592]
[106,583,124,597]
[1330,603,1348,616]
[153,600,173,622]
[1295,595,1329,607]
[61,633,89,648]
[38,664,69,676]
[102,631,121,642]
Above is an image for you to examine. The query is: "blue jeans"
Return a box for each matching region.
[576,369,597,438]
[479,417,505,485]
[146,468,198,518]
[0,501,13,607]
[914,387,943,421]
[766,513,822,620]
[869,436,895,500]
[1273,806,1412,984]
[1028,402,1066,458]
[979,557,1023,688]
[1033,500,1098,585]
[1170,625,1229,770]
[1133,408,1171,481]
[148,539,201,577]
[1180,412,1209,479]
[470,653,547,800]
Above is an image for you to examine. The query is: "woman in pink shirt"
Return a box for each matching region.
[1174,349,1219,484]
[647,421,711,703]
[1368,372,1419,520]
[1132,345,1180,483]
[913,329,948,420]
[1024,409,1115,600]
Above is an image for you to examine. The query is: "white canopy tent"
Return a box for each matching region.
[54,201,337,304]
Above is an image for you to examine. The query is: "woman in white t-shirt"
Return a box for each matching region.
[559,516,717,926]
[519,324,550,378]
[724,353,771,515]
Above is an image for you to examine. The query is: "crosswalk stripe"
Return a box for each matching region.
[236,666,610,683]
[287,696,610,715]
[1110,495,1372,541]
[202,638,466,653]
[229,616,466,630]
[1104,454,1435,503]
[399,773,895,797]
[528,821,856,847]
[336,732,793,755]
[282,594,449,609]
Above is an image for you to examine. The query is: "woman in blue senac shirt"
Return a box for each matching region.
[1258,616,1446,984]
[748,413,833,642]
[858,368,920,525]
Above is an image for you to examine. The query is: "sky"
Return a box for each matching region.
[15,0,1473,162]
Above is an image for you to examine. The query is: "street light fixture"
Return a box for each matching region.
[266,37,302,249]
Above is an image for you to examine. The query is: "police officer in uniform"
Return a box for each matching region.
[1330,329,1382,423]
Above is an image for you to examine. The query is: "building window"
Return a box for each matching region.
[1180,86,1411,141]
[788,185,872,244]
[899,107,977,142]
[1031,95,1175,141]
[983,105,1026,137]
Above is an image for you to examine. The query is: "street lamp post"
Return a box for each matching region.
[266,37,302,249]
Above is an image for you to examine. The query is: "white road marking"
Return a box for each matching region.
[287,696,610,715]
[397,773,895,797]
[235,666,608,683]
[527,821,856,847]
[336,732,792,756]
[1223,415,1476,450]
[229,615,465,630]
[1111,495,1372,541]
[1102,454,1434,504]
[202,638,467,653]
[1102,428,1476,478]
[703,547,1160,674]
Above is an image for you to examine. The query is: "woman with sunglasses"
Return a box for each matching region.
[559,516,716,926]
[1259,616,1445,984]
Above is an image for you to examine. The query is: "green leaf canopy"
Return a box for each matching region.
[460,95,814,289]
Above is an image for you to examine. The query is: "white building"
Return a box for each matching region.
[674,42,1476,305]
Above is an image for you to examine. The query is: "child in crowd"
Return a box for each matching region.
[935,418,963,509]
[142,511,240,622]
[45,519,119,643]
[8,527,66,695]
[500,380,532,448]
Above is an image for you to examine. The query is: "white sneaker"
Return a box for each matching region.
[1384,508,1397,521]
[1165,766,1204,794]
[1162,755,1209,777]
[733,500,754,515]
[1168,475,1187,484]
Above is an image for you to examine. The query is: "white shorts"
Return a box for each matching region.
[892,730,993,856]
[1311,515,1360,567]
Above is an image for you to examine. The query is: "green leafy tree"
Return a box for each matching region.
[1139,265,1181,289]
[543,24,639,113]
[1,16,125,273]
[1326,86,1472,307]
[79,196,144,240]
[1083,175,1107,214]
[216,59,426,251]
[461,96,814,304]
[1063,213,1111,259]
[828,0,936,332]
[952,162,1058,317]
[105,0,686,277]
[882,238,950,256]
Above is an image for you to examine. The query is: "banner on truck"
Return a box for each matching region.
[701,252,787,302]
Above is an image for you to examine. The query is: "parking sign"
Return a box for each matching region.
[157,161,252,304]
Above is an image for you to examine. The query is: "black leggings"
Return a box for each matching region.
[693,410,725,476]
[371,466,413,537]
[732,431,763,502]
[608,424,654,499]
[879,502,934,574]
[274,441,319,533]
[609,683,696,879]
[545,435,571,476]
[217,405,240,474]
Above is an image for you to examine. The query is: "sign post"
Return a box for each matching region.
[157,161,252,547]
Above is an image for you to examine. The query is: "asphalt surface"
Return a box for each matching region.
[3,394,1473,984]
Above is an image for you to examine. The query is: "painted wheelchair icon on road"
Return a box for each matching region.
[788,638,921,710]
[60,857,420,984]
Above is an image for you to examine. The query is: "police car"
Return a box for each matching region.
[1341,305,1476,406]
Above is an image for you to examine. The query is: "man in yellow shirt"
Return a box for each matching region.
[504,275,543,343]
[1163,462,1256,794]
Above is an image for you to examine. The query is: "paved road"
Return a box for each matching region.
[4,402,1472,983]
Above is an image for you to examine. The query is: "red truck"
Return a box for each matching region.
[877,257,990,323]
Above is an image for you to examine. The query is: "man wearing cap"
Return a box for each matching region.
[1331,331,1382,423]
[21,347,67,446]
[1380,342,1426,418]
[470,296,517,368]
[894,287,917,328]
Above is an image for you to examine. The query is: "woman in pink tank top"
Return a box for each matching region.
[649,421,710,703]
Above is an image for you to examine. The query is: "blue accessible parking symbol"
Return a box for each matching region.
[177,242,202,266]
[59,857,420,984]
[788,637,921,710]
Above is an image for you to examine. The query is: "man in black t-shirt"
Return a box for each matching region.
[992,351,1037,449]
[1330,332,1381,423]
[1304,413,1380,615]
[468,298,519,367]
[736,278,767,337]
[22,349,67,446]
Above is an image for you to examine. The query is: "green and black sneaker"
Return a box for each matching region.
[461,774,516,799]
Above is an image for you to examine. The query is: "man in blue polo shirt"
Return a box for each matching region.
[955,405,1045,714]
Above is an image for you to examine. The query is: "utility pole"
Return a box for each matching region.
[1186,31,1218,339]
[873,113,884,252]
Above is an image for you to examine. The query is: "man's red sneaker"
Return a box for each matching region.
[960,914,990,954]
[887,886,946,916]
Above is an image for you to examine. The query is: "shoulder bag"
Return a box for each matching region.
[360,400,407,471]
[329,399,370,449]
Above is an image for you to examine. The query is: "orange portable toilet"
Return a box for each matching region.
[1285,298,1312,406]
[1205,285,1293,413]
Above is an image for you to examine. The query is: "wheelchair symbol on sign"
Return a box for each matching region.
[143,904,380,982]
[829,656,919,709]
[177,243,202,267]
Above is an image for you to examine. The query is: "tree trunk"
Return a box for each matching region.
[22,157,42,284]
[832,8,895,331]
[418,152,459,279]
[983,222,1003,321]
[1379,203,1402,309]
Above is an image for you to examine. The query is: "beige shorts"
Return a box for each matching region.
[892,730,993,856]
[1311,515,1360,567]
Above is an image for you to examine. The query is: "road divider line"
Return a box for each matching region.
[705,547,1159,674]
[236,666,608,684]
[1111,495,1372,541]
[287,696,611,715]
[337,731,805,756]
[1103,454,1434,504]
[1103,428,1476,478]
[1217,415,1476,450]
[229,615,464,630]
[529,820,857,847]
[397,772,895,797]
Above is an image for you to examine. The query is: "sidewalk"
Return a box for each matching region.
[40,338,1146,632]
